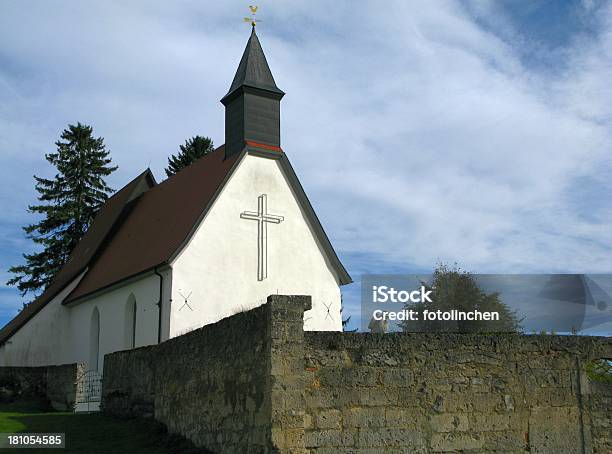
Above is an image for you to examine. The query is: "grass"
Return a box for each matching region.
[0,399,209,453]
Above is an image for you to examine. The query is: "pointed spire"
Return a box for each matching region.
[221,28,285,159]
[221,27,284,105]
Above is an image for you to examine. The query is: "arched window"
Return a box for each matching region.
[124,294,137,349]
[89,307,100,371]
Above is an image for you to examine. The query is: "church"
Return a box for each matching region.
[0,28,351,372]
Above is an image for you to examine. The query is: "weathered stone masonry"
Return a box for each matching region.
[102,296,612,453]
[304,333,611,453]
[102,295,311,453]
[0,363,84,411]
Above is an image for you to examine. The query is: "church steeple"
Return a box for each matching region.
[221,27,285,158]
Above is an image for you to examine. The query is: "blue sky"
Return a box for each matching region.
[1,1,611,332]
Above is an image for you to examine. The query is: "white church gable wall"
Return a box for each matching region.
[0,272,85,367]
[68,272,164,371]
[171,153,342,336]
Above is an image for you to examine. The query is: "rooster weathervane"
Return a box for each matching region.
[244,5,261,28]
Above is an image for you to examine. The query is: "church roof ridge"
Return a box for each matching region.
[62,145,239,304]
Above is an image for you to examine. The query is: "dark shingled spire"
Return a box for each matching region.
[221,27,285,158]
[222,27,284,101]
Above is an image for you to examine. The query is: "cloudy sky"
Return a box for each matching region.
[1,1,611,331]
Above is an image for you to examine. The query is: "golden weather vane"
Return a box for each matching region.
[243,5,261,28]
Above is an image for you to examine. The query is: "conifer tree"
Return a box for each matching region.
[400,263,522,333]
[7,123,117,300]
[165,136,214,177]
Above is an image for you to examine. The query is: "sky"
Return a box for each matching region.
[0,1,611,332]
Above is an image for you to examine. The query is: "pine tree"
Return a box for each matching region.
[165,136,214,177]
[7,123,117,300]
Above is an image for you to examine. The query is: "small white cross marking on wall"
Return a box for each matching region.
[240,194,284,281]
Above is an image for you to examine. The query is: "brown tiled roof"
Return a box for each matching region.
[64,145,239,302]
[0,169,156,345]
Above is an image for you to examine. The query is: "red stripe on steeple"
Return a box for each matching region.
[245,140,283,152]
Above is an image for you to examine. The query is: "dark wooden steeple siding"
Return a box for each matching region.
[221,28,284,158]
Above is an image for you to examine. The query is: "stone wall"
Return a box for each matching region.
[103,295,311,453]
[0,363,84,410]
[588,380,612,453]
[102,296,611,453]
[304,333,612,453]
[101,344,155,417]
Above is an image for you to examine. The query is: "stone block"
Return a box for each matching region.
[532,369,572,388]
[271,427,286,448]
[357,428,426,448]
[344,367,380,387]
[469,413,511,431]
[527,387,578,407]
[272,409,304,429]
[397,389,426,407]
[304,413,314,429]
[359,387,399,407]
[317,367,345,387]
[316,409,342,429]
[285,428,304,448]
[528,406,583,453]
[343,407,386,428]
[429,413,469,433]
[382,368,414,387]
[471,393,505,412]
[385,407,416,428]
[481,430,528,451]
[430,432,485,452]
[304,429,356,448]
[305,388,361,408]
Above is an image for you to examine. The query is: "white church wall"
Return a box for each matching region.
[170,153,342,337]
[67,271,167,371]
[0,272,85,367]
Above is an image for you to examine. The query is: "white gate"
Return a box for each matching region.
[75,370,102,412]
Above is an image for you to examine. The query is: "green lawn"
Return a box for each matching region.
[0,400,207,453]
